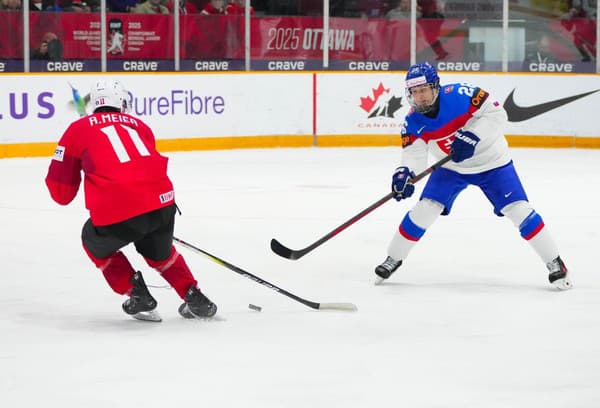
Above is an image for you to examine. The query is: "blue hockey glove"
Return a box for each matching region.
[391,166,415,201]
[451,129,480,163]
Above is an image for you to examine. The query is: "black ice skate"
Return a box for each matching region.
[178,286,217,319]
[547,256,572,290]
[374,256,402,285]
[122,271,162,322]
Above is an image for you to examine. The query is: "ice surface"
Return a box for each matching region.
[1,147,599,407]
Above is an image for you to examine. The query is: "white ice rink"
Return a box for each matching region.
[1,147,599,407]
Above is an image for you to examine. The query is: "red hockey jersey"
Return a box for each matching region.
[45,112,175,226]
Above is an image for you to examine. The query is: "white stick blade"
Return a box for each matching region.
[318,302,358,311]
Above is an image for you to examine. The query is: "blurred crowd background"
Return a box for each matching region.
[0,0,597,72]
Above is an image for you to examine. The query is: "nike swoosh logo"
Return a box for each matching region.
[503,88,600,122]
[417,125,426,134]
[504,192,512,198]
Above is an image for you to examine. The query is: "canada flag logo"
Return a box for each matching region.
[359,82,403,118]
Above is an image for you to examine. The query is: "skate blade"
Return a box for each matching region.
[178,304,218,320]
[132,310,162,322]
[374,276,386,286]
[552,277,573,291]
[178,304,195,319]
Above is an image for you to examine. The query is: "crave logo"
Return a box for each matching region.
[357,82,403,129]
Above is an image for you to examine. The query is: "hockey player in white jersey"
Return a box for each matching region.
[375,62,571,290]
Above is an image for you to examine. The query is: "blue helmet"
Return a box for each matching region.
[405,62,440,114]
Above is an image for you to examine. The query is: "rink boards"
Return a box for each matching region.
[0,72,599,158]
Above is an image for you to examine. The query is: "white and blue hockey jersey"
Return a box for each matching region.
[401,83,511,175]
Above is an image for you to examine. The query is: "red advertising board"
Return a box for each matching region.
[1,11,593,73]
[2,13,416,60]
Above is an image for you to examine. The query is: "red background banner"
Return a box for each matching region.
[1,12,589,64]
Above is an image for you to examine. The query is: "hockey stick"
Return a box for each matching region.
[173,236,357,311]
[271,155,453,260]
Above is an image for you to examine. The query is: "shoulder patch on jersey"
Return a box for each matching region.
[52,145,65,162]
[444,86,454,93]
[470,88,489,108]
[401,134,413,148]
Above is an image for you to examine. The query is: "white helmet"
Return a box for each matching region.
[90,79,129,113]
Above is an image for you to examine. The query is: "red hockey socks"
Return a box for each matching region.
[144,246,197,299]
[83,247,135,295]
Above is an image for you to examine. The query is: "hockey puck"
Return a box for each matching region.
[248,303,262,312]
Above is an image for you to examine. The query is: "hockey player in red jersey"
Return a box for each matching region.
[45,79,217,321]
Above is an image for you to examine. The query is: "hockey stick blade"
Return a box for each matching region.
[270,238,306,260]
[318,302,358,311]
[270,155,453,260]
[269,192,394,260]
[173,236,357,312]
